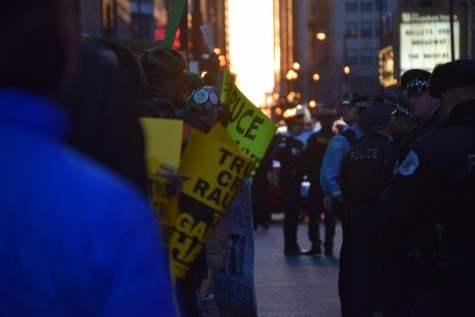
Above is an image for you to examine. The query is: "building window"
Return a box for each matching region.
[346,0,357,12]
[361,48,373,65]
[346,22,358,38]
[375,20,381,37]
[361,21,372,38]
[361,0,372,11]
[347,48,358,66]
[375,0,387,11]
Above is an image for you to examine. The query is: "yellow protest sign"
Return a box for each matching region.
[177,127,254,213]
[139,118,183,173]
[140,118,184,245]
[207,121,237,147]
[147,175,180,245]
[221,68,276,173]
[169,125,255,278]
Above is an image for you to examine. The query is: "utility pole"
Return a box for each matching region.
[180,0,188,53]
[192,0,203,65]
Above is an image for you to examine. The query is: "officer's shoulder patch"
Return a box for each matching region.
[398,150,419,176]
[330,139,343,150]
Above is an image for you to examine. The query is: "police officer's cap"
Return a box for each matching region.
[401,69,430,97]
[358,103,395,131]
[428,59,475,98]
[352,94,384,109]
[383,91,416,120]
[315,108,338,119]
[341,91,360,106]
[285,114,304,126]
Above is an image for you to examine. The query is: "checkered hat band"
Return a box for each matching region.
[384,99,398,108]
[385,98,415,119]
[404,79,429,92]
[368,120,391,131]
[396,106,415,119]
[355,101,370,108]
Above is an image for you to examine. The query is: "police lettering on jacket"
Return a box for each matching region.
[350,148,380,160]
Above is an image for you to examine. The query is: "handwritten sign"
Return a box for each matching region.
[212,179,258,316]
[221,68,276,175]
[200,22,215,53]
[169,126,254,279]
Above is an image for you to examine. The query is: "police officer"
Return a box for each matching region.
[302,108,338,256]
[383,91,417,183]
[384,59,475,316]
[319,94,383,315]
[320,94,384,213]
[274,112,306,255]
[399,69,442,157]
[384,91,417,144]
[340,103,395,316]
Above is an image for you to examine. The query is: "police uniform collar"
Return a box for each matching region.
[440,99,475,127]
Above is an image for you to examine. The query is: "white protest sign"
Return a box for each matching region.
[212,178,258,316]
[200,22,215,53]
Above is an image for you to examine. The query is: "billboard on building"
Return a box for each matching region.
[379,46,397,87]
[399,12,459,77]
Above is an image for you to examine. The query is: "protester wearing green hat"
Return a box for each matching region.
[138,47,188,118]
[185,71,206,95]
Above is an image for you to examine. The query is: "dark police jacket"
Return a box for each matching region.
[399,110,442,160]
[384,100,475,257]
[274,133,305,185]
[302,127,336,183]
[340,133,391,211]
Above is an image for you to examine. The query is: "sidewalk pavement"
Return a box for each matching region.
[253,216,343,317]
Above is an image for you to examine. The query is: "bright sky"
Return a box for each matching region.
[228,0,275,107]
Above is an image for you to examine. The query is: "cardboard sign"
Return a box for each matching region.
[140,118,184,245]
[178,128,254,212]
[212,179,258,316]
[169,126,255,278]
[221,68,276,175]
[139,118,183,173]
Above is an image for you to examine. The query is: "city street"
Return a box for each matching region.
[253,216,343,317]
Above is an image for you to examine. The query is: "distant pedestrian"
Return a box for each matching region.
[384,59,475,317]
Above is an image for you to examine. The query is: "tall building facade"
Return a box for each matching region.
[309,0,397,108]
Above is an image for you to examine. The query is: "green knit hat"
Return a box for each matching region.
[185,71,205,95]
[139,47,187,84]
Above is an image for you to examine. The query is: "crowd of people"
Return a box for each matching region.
[2,0,475,316]
[269,60,475,316]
